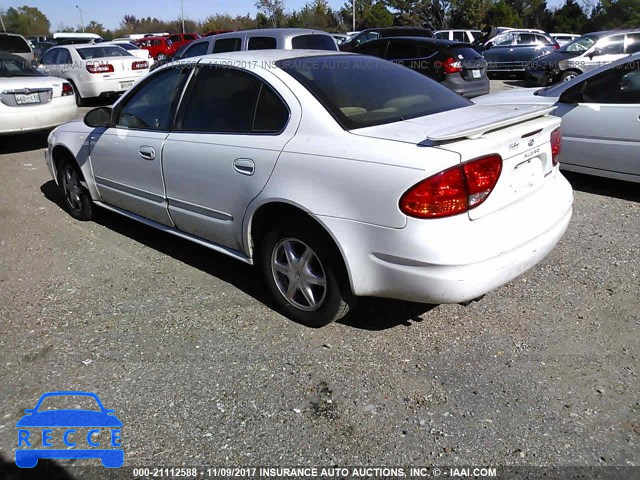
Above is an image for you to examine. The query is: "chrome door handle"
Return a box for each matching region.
[233,158,254,175]
[138,146,156,160]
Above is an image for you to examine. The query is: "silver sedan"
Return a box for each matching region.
[475,53,640,183]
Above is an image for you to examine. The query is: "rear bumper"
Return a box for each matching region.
[0,97,77,134]
[77,74,146,99]
[442,75,490,98]
[318,170,573,304]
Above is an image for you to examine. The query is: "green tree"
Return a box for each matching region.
[255,0,286,27]
[484,0,522,27]
[549,0,588,33]
[341,0,394,30]
[3,5,50,36]
[449,0,491,28]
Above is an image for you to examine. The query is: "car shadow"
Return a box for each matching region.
[40,180,439,331]
[0,131,50,155]
[563,171,639,203]
[0,454,76,480]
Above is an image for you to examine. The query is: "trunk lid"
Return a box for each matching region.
[0,75,64,106]
[351,103,561,221]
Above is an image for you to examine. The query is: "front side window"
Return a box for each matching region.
[596,36,624,55]
[40,48,59,65]
[177,65,288,133]
[115,68,186,130]
[248,36,277,50]
[354,40,388,57]
[277,55,470,130]
[213,38,242,53]
[490,32,514,47]
[582,60,640,104]
[183,41,208,58]
[354,31,380,47]
[564,35,596,53]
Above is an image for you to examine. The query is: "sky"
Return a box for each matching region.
[0,0,346,31]
[1,0,569,32]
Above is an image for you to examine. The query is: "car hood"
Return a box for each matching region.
[473,88,559,106]
[16,410,123,427]
[349,103,555,144]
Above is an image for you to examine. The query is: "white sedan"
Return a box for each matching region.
[104,40,155,66]
[475,53,640,183]
[37,44,150,106]
[0,52,77,135]
[46,50,573,326]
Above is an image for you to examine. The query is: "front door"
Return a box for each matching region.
[89,67,189,225]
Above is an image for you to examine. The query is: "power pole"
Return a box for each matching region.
[0,11,6,32]
[76,5,84,32]
[352,0,355,31]
[181,0,185,33]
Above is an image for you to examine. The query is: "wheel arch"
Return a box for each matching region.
[245,200,355,292]
[50,143,100,200]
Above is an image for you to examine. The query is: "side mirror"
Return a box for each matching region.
[559,83,584,104]
[84,107,113,128]
[588,48,601,60]
[484,42,493,49]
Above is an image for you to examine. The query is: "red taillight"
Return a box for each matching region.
[132,60,149,70]
[550,127,561,165]
[400,155,502,219]
[552,43,560,49]
[86,63,114,74]
[443,57,463,74]
[61,82,74,96]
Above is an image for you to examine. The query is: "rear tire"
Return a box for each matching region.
[258,223,355,327]
[68,79,84,106]
[58,158,94,221]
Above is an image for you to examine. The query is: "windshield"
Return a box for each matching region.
[562,35,597,53]
[276,55,471,130]
[0,56,41,77]
[77,46,133,59]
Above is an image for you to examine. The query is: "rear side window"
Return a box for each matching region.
[386,41,421,60]
[248,36,277,50]
[253,84,289,132]
[535,34,553,45]
[183,41,208,58]
[583,60,640,104]
[213,38,242,53]
[435,32,449,39]
[185,34,197,41]
[291,34,337,51]
[453,31,466,42]
[0,35,31,53]
[169,35,181,43]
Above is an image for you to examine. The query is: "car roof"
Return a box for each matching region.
[196,49,349,63]
[367,36,472,47]
[214,28,331,38]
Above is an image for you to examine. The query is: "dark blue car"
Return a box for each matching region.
[15,391,123,468]
[480,30,559,75]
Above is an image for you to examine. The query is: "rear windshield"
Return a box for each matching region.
[277,55,470,130]
[449,46,482,59]
[0,35,31,53]
[114,43,139,51]
[291,34,338,51]
[0,56,41,77]
[77,46,133,59]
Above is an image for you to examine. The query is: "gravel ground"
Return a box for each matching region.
[0,80,638,479]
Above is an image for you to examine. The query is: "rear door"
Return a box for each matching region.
[162,63,300,251]
[484,32,516,68]
[557,59,640,178]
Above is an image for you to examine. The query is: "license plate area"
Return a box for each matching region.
[15,93,41,105]
[119,81,135,90]
[471,69,481,79]
[511,156,544,194]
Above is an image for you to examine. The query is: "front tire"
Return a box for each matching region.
[259,224,355,327]
[560,70,580,83]
[58,158,94,221]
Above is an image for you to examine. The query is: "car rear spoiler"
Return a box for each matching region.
[418,104,556,144]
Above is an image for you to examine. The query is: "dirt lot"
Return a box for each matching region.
[0,80,638,479]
